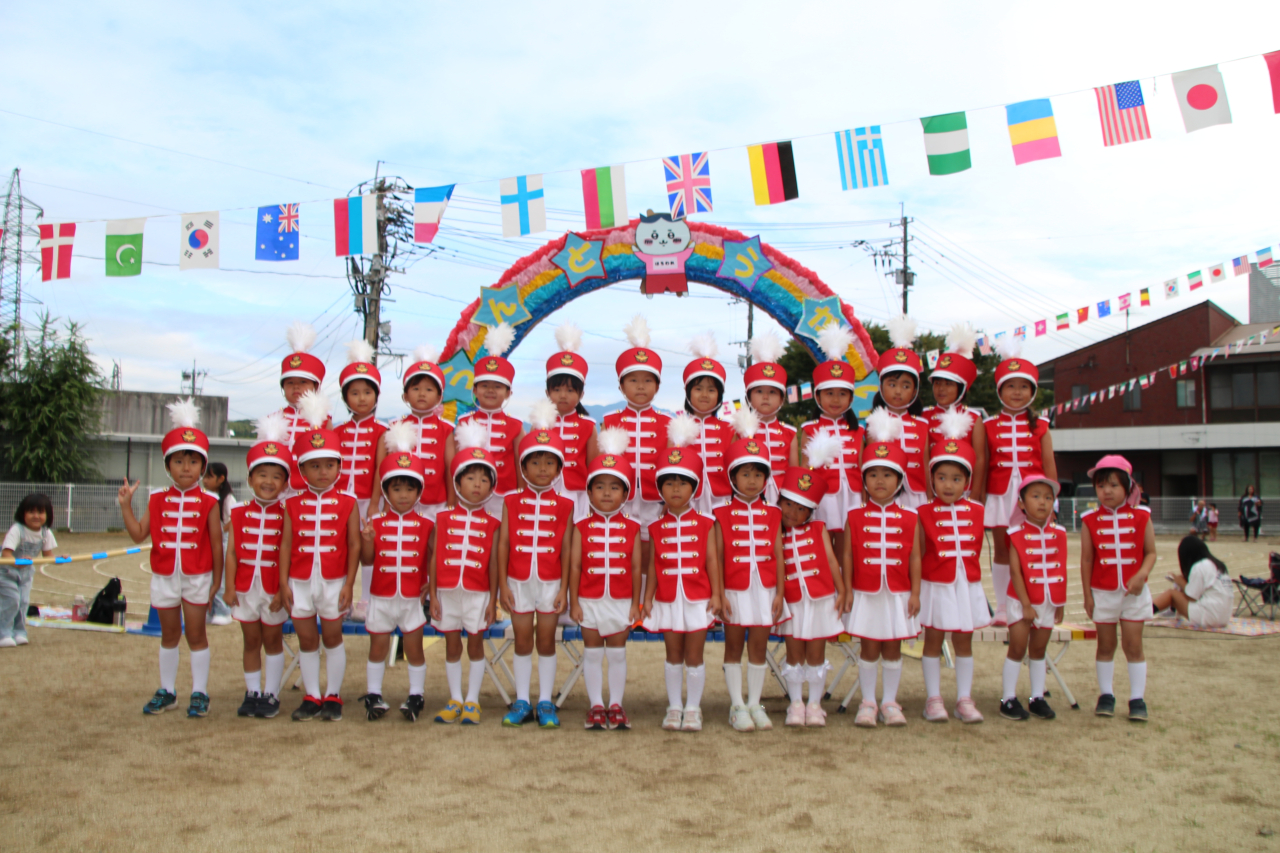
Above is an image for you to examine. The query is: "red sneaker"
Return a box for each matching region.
[606,704,631,730]
[584,705,608,730]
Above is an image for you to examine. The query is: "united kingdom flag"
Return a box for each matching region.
[663,152,712,219]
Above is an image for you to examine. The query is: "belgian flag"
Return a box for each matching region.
[747,141,799,206]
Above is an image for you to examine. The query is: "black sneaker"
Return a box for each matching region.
[360,693,389,721]
[320,696,344,721]
[238,691,260,717]
[186,692,210,718]
[257,694,281,718]
[1095,693,1116,717]
[1128,698,1148,722]
[292,696,323,721]
[401,694,425,722]
[999,698,1029,721]
[1028,697,1056,720]
[143,689,177,715]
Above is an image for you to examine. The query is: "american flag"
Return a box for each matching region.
[663,152,712,218]
[1094,81,1151,147]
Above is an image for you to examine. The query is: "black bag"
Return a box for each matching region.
[87,577,123,624]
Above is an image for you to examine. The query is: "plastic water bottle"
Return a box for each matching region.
[72,595,87,622]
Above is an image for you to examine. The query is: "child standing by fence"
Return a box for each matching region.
[0,493,56,647]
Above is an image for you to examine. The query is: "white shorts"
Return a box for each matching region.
[918,577,991,633]
[290,576,346,621]
[366,595,428,635]
[432,588,491,634]
[1091,584,1152,624]
[232,576,288,626]
[984,469,1022,529]
[509,576,561,615]
[722,571,789,628]
[813,482,861,532]
[1007,597,1059,630]
[1187,601,1229,629]
[624,496,663,541]
[481,491,507,522]
[774,593,844,641]
[643,592,714,634]
[150,571,212,609]
[563,489,591,523]
[414,501,448,522]
[578,595,633,637]
[845,586,919,642]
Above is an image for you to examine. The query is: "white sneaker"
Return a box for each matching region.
[680,707,703,732]
[729,704,755,732]
[662,707,683,730]
[14,635,28,646]
[748,703,773,731]
[209,613,233,627]
[0,638,15,648]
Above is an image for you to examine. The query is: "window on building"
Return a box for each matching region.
[1176,379,1196,409]
[1123,383,1141,411]
[1211,450,1274,497]
[1208,364,1280,419]
[1210,370,1233,409]
[1233,371,1255,407]
[1071,383,1090,414]
[1260,365,1280,408]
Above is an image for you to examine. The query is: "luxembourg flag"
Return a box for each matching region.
[413,184,454,243]
[334,193,379,256]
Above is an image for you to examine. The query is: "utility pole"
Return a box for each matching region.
[890,208,914,315]
[745,303,755,367]
[182,360,207,396]
[0,168,43,360]
[362,163,386,358]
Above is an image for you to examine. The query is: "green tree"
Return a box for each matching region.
[0,315,104,482]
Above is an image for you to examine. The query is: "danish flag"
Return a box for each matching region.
[38,222,76,281]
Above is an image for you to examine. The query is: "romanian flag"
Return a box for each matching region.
[580,165,628,230]
[1140,288,1151,306]
[1006,99,1062,165]
[747,141,799,205]
[1077,306,1089,324]
[1056,313,1070,330]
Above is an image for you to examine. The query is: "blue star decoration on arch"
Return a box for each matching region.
[716,235,772,291]
[550,234,606,287]
[795,296,847,344]
[473,283,533,328]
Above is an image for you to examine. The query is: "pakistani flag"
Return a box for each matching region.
[106,218,146,277]
[921,112,972,175]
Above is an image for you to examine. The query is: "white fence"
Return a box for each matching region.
[1058,496,1274,536]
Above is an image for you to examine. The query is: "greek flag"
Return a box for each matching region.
[835,126,889,190]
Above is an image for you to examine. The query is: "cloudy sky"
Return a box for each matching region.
[4,1,1278,423]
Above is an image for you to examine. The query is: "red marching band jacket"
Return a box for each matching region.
[1082,504,1151,592]
[648,509,715,603]
[149,486,218,577]
[434,506,500,593]
[1007,519,1069,605]
[923,404,982,445]
[889,412,931,494]
[801,417,864,494]
[575,511,640,600]
[692,414,734,500]
[231,499,284,594]
[554,412,595,492]
[279,405,330,492]
[394,411,453,506]
[285,487,357,581]
[983,412,1048,497]
[918,498,985,584]
[713,496,780,591]
[847,501,918,594]
[602,406,671,502]
[368,509,433,599]
[503,487,574,583]
[458,408,521,495]
[335,415,387,502]
[782,519,837,602]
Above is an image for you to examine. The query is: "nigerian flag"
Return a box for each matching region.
[921,112,971,175]
[106,218,146,277]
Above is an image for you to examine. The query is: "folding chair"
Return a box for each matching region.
[1234,578,1278,620]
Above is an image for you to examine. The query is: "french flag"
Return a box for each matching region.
[413,184,454,243]
[333,194,379,256]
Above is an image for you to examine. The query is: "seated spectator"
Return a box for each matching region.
[1152,536,1232,628]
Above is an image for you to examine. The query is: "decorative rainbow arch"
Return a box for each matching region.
[437,220,877,417]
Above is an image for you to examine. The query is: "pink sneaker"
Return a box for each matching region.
[879,701,907,727]
[805,703,827,727]
[922,695,949,722]
[785,701,807,727]
[854,699,878,728]
[954,697,984,724]
[992,608,1008,627]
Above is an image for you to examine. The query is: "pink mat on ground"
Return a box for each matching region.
[1147,615,1280,636]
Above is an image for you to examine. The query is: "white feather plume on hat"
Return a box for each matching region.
[687,332,719,359]
[804,429,842,469]
[286,321,316,353]
[816,323,854,361]
[730,405,759,440]
[666,412,700,448]
[528,398,557,431]
[454,420,488,451]
[945,322,979,356]
[865,407,903,444]
[254,411,289,443]
[597,426,630,457]
[167,398,200,430]
[994,334,1023,361]
[296,390,331,429]
[749,331,784,365]
[886,314,918,349]
[937,408,972,441]
[554,322,583,353]
[410,344,439,364]
[384,420,418,454]
[623,314,651,348]
[345,339,375,365]
[484,322,516,357]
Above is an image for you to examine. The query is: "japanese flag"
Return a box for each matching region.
[1208,262,1227,283]
[1172,65,1232,132]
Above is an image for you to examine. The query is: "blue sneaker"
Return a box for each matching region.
[502,699,534,727]
[187,692,210,718]
[143,689,177,715]
[536,700,561,729]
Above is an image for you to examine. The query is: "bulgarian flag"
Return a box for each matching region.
[580,165,628,230]
[921,112,972,175]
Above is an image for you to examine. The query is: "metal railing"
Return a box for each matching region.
[1057,495,1275,536]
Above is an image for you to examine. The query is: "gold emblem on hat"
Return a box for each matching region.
[485,358,499,371]
[894,350,908,363]
[471,449,485,459]
[874,445,889,458]
[397,455,412,468]
[264,443,279,455]
[700,359,714,370]
[945,441,959,453]
[560,353,574,366]
[1009,360,1021,371]
[418,362,434,372]
[667,449,682,464]
[939,355,952,367]
[355,364,369,373]
[746,441,760,454]
[602,456,617,468]
[798,474,812,491]
[830,364,844,377]
[536,431,550,444]
[289,355,303,368]
[181,429,197,442]
[635,350,649,363]
[310,434,325,448]
[762,365,776,377]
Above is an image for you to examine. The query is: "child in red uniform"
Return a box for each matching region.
[569,427,643,730]
[225,413,293,718]
[983,337,1055,626]
[336,339,388,622]
[715,408,786,733]
[393,345,455,520]
[842,409,923,728]
[457,323,525,521]
[275,322,329,494]
[643,415,723,732]
[922,322,986,503]
[603,315,670,571]
[357,423,434,723]
[683,333,734,516]
[546,323,598,522]
[1001,471,1067,722]
[742,332,795,504]
[917,412,989,725]
[430,422,501,725]
[1080,454,1155,722]
[498,400,575,730]
[278,392,361,722]
[868,315,930,510]
[120,400,223,717]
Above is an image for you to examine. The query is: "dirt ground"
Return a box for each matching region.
[2,531,1278,852]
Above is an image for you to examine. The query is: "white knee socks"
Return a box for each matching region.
[921,656,942,699]
[664,662,684,709]
[804,662,828,705]
[858,658,878,704]
[685,664,706,711]
[408,663,426,697]
[1096,660,1115,695]
[723,663,744,707]
[538,654,557,703]
[881,658,903,705]
[466,659,485,703]
[324,643,346,698]
[1002,658,1020,701]
[245,670,262,694]
[264,652,284,698]
[513,653,533,703]
[606,647,627,706]
[954,655,974,700]
[1029,658,1046,699]
[366,660,385,695]
[190,648,210,695]
[747,663,768,707]
[991,563,1011,613]
[584,647,606,707]
[159,645,180,693]
[299,649,321,698]
[445,659,463,701]
[783,663,804,704]
[1128,662,1146,700]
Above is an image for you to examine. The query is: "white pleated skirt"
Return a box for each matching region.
[775,593,844,641]
[844,586,919,641]
[578,595,633,637]
[643,591,713,634]
[813,480,862,531]
[918,576,991,633]
[984,468,1022,528]
[722,570,790,628]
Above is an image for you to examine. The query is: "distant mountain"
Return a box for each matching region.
[584,401,627,420]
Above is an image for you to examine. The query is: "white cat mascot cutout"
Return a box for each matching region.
[632,210,695,297]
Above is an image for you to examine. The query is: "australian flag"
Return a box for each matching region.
[256,203,300,261]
